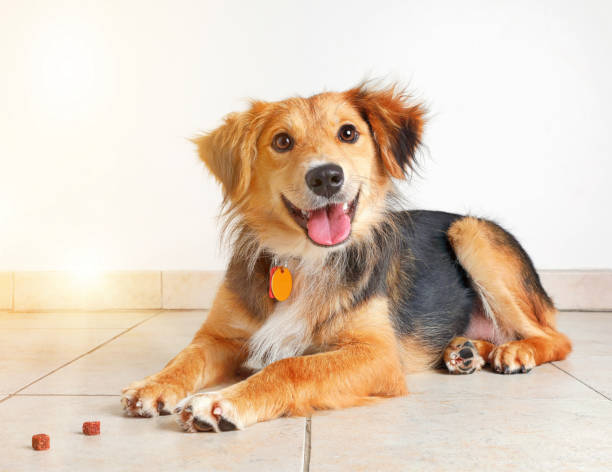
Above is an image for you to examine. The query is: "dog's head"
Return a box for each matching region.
[194,84,425,259]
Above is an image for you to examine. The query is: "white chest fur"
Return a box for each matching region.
[244,297,312,371]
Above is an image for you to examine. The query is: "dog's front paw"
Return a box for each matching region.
[121,378,188,418]
[444,337,484,374]
[174,393,242,433]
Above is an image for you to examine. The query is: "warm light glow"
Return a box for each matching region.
[66,249,105,284]
[71,266,103,283]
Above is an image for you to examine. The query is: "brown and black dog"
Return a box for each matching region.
[121,84,571,432]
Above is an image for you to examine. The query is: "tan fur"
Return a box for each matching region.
[203,296,408,426]
[195,89,421,264]
[400,337,440,373]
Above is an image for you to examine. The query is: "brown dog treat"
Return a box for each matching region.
[32,433,50,450]
[82,421,100,435]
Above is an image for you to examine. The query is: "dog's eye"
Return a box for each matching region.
[338,124,359,143]
[272,133,294,152]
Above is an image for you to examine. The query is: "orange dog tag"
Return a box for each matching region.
[269,266,292,301]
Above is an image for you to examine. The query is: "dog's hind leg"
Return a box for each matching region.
[446,217,572,374]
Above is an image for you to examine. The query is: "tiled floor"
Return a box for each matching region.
[0,311,610,471]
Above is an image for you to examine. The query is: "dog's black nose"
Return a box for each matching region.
[305,164,344,198]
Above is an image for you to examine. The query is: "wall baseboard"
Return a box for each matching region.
[0,270,610,312]
[537,270,612,311]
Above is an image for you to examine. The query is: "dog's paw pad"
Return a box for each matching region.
[218,417,237,432]
[193,418,215,432]
[444,338,484,375]
[175,394,242,433]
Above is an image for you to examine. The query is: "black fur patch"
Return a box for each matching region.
[333,210,475,352]
[344,220,398,307]
[390,211,475,351]
[390,118,420,173]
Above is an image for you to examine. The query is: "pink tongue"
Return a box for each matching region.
[307,203,351,246]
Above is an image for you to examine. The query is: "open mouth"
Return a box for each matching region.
[281,191,360,247]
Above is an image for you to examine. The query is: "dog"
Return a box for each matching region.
[121,83,572,432]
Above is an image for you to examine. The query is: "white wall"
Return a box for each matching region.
[1,0,610,271]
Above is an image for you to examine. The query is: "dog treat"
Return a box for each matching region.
[32,433,50,450]
[82,421,100,435]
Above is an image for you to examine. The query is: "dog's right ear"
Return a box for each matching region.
[193,102,268,201]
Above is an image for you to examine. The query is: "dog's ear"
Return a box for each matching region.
[193,102,268,200]
[347,85,426,179]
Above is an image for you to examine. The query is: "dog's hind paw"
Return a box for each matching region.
[489,341,535,374]
[444,337,484,375]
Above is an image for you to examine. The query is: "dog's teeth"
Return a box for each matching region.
[301,210,308,219]
[342,202,348,212]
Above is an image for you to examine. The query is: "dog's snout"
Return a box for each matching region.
[305,164,344,198]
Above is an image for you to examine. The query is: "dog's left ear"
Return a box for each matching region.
[193,101,268,201]
[347,85,426,179]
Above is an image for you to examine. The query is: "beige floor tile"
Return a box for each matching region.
[0,328,127,395]
[6,310,611,470]
[555,356,612,399]
[405,363,600,400]
[555,312,612,399]
[0,395,305,472]
[310,395,612,471]
[309,312,612,471]
[21,311,209,395]
[0,310,157,329]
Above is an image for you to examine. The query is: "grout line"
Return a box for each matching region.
[301,417,312,472]
[6,308,207,314]
[10,308,164,314]
[11,394,121,397]
[0,310,164,405]
[0,328,142,330]
[551,363,612,401]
